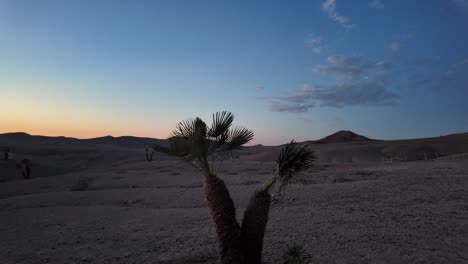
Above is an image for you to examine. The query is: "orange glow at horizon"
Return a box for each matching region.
[1,99,170,140]
[1,83,173,139]
[0,119,170,139]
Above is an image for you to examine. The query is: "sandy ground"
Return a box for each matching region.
[1,140,468,263]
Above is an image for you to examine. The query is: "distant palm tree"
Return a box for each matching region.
[154,111,314,264]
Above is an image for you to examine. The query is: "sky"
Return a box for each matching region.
[0,0,467,145]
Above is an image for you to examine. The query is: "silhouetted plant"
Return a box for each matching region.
[154,111,314,264]
[21,159,32,179]
[2,147,10,160]
[281,243,311,264]
[145,148,155,161]
[155,112,252,263]
[241,140,314,264]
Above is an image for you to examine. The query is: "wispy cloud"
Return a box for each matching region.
[322,0,354,30]
[256,86,265,91]
[268,81,398,112]
[265,28,466,114]
[314,55,381,81]
[306,34,329,55]
[267,52,467,113]
[267,52,399,113]
[369,0,384,9]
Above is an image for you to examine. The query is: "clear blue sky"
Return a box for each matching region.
[1,0,467,145]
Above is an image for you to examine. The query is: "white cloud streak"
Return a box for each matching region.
[306,34,328,55]
[322,0,354,30]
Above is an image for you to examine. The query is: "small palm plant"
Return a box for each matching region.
[154,111,253,264]
[241,140,314,264]
[281,243,311,264]
[154,111,314,264]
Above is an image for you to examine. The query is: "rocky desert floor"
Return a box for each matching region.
[1,147,468,264]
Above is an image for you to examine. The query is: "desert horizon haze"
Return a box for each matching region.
[1,0,468,145]
[1,1,468,263]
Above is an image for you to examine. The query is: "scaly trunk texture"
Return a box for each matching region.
[240,190,271,264]
[204,176,243,264]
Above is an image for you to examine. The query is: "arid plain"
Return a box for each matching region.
[1,132,467,263]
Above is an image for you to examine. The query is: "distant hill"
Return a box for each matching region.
[0,132,167,149]
[240,131,468,163]
[84,135,167,149]
[1,131,468,167]
[316,130,375,144]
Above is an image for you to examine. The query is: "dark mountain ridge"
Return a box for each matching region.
[0,132,166,149]
[315,130,375,144]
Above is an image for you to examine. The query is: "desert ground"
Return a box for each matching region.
[1,132,468,263]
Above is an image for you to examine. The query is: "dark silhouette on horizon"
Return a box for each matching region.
[3,147,10,161]
[21,159,32,179]
[145,148,154,161]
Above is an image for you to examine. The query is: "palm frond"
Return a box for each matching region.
[208,111,234,138]
[171,118,197,138]
[274,140,314,192]
[167,136,192,157]
[163,118,197,158]
[152,112,254,178]
[163,117,209,160]
[227,126,254,151]
[192,117,209,159]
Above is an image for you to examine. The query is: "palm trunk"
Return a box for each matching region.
[240,189,271,264]
[204,175,243,264]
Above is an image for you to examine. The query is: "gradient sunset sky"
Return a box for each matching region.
[1,0,467,145]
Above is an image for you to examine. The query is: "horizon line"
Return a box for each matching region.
[1,130,467,145]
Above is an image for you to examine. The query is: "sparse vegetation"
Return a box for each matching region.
[2,146,10,160]
[70,175,93,191]
[21,159,32,179]
[281,243,311,264]
[154,111,314,264]
[145,148,155,161]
